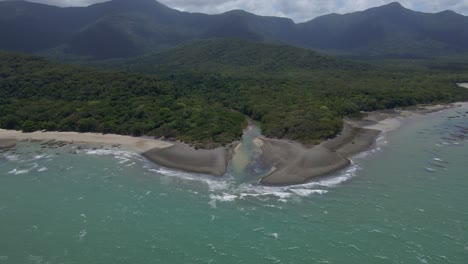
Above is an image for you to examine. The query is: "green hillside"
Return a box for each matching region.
[119,39,367,74]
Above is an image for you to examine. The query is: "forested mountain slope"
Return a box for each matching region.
[0,0,467,59]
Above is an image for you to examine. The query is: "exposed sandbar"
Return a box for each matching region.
[142,143,231,176]
[259,102,468,186]
[259,123,380,186]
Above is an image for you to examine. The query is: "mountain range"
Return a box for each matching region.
[1,0,467,59]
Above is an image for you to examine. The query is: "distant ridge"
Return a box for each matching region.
[0,0,467,59]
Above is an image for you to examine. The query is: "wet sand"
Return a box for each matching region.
[0,129,233,177]
[142,143,233,176]
[259,102,468,186]
[258,123,380,186]
[1,102,467,183]
[0,138,16,150]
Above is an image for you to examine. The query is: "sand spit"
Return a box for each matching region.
[258,102,468,186]
[259,123,380,186]
[142,143,231,176]
[0,130,172,153]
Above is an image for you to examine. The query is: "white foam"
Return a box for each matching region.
[433,158,443,162]
[77,229,87,241]
[83,149,141,161]
[265,192,292,199]
[8,163,38,175]
[37,167,48,172]
[210,193,238,202]
[269,233,279,239]
[208,193,238,208]
[151,167,230,191]
[290,189,328,197]
[4,155,19,161]
[33,155,47,160]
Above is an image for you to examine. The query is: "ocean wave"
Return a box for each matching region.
[3,154,19,161]
[37,167,48,172]
[151,167,231,191]
[8,163,38,175]
[143,139,383,204]
[209,193,238,208]
[81,148,145,165]
[83,149,139,158]
[290,189,329,196]
[148,162,359,205]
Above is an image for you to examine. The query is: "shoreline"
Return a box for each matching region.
[0,130,173,153]
[257,101,468,186]
[1,101,467,185]
[0,129,234,177]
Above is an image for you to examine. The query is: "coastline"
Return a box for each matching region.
[0,130,172,153]
[0,129,234,177]
[257,101,468,186]
[1,101,467,185]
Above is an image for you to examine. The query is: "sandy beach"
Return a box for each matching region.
[0,129,233,177]
[0,130,172,153]
[258,101,468,186]
[1,102,467,184]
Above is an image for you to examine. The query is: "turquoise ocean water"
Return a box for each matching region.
[1,106,467,263]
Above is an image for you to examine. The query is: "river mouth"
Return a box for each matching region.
[228,124,270,184]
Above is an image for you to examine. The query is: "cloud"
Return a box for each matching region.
[3,0,468,22]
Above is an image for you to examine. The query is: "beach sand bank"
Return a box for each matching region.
[142,143,233,176]
[0,129,172,153]
[1,102,466,184]
[0,129,233,177]
[258,102,468,186]
[258,123,380,186]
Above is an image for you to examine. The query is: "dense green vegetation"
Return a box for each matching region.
[2,39,468,147]
[115,39,368,74]
[0,52,246,148]
[105,39,468,143]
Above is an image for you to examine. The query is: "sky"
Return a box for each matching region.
[5,0,468,22]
